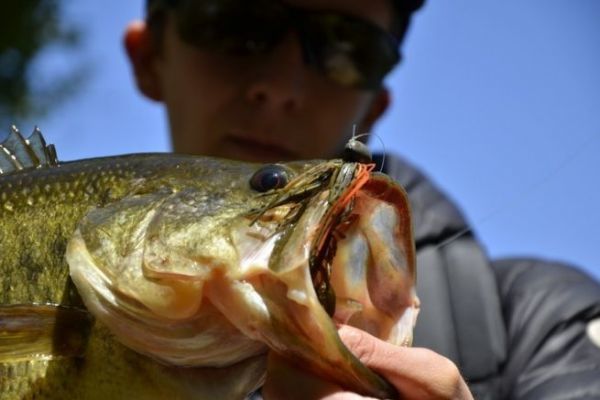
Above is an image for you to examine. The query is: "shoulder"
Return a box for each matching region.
[492,257,600,359]
[492,257,600,399]
[493,257,600,317]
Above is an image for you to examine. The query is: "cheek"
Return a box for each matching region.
[299,93,375,158]
[160,49,237,114]
[160,67,217,153]
[158,47,246,153]
[159,24,244,109]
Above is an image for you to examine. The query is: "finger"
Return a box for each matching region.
[337,325,473,400]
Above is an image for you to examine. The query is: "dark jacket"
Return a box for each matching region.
[376,153,600,399]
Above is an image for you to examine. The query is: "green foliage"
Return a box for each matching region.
[0,1,83,131]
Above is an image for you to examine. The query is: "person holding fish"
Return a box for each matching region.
[122,0,600,398]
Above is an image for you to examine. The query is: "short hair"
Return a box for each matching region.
[389,0,425,43]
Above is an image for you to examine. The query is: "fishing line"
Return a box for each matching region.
[350,124,387,172]
[433,131,600,250]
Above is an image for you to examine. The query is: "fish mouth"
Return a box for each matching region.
[249,163,416,397]
[309,170,417,329]
[308,185,359,316]
[328,172,418,344]
[251,160,416,328]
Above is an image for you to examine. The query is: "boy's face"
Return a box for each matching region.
[127,0,394,162]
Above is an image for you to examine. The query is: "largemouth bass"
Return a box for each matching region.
[0,127,419,399]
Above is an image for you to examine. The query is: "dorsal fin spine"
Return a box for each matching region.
[14,125,41,167]
[46,144,58,165]
[0,126,59,176]
[0,144,23,171]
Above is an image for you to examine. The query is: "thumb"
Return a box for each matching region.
[337,325,396,367]
[337,325,473,400]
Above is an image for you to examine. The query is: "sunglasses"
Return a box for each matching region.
[148,0,401,89]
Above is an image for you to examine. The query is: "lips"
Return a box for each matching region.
[224,134,298,162]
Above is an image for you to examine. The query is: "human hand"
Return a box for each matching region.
[262,324,473,400]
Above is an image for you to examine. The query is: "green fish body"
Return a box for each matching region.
[0,128,418,399]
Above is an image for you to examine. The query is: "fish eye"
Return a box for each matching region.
[250,164,290,192]
[342,139,372,164]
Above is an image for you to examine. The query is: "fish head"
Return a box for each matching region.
[67,157,418,398]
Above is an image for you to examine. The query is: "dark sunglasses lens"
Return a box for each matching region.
[170,1,398,89]
[175,0,288,55]
[302,14,399,89]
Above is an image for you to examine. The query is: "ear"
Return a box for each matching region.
[358,88,391,133]
[123,21,163,101]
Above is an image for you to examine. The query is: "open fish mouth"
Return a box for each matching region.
[232,161,419,395]
[67,159,418,399]
[249,161,418,343]
[247,161,379,316]
[329,172,419,346]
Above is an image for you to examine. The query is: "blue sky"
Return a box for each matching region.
[14,0,600,280]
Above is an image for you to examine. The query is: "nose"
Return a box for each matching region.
[245,32,306,112]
